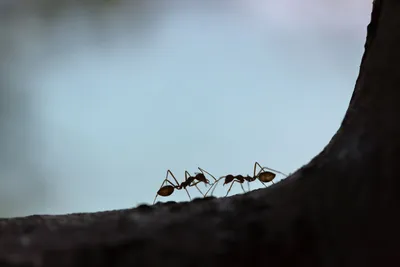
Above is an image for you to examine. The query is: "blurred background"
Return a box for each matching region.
[0,0,371,217]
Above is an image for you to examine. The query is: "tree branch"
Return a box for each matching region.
[1,1,398,266]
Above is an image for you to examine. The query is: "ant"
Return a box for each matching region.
[205,162,287,197]
[153,167,216,204]
[211,174,253,197]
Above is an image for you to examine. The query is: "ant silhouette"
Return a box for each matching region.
[153,167,216,204]
[205,162,288,197]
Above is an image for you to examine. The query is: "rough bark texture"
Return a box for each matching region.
[0,0,398,266]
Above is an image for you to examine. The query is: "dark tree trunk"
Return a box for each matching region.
[0,0,398,266]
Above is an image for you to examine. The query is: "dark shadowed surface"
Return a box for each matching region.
[1,0,400,266]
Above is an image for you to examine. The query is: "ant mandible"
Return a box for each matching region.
[153,167,216,204]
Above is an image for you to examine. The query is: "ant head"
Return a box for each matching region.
[157,185,175,197]
[194,173,209,184]
[258,171,276,182]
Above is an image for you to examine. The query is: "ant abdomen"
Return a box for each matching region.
[157,185,175,197]
[258,172,276,183]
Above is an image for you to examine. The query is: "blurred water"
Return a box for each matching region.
[0,1,371,217]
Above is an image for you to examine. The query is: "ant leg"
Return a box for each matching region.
[239,183,246,193]
[181,171,195,200]
[205,176,224,197]
[167,170,181,185]
[262,166,287,177]
[254,162,264,177]
[195,184,205,196]
[153,170,180,204]
[186,171,206,197]
[258,180,267,188]
[189,180,206,197]
[256,162,288,177]
[185,170,206,197]
[225,180,239,197]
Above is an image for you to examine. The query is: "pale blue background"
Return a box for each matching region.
[0,1,371,217]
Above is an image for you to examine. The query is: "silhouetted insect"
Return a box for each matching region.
[205,162,287,197]
[208,174,254,197]
[153,168,216,204]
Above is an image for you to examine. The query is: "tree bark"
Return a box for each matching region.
[0,0,398,266]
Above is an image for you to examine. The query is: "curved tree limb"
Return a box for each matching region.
[0,0,398,266]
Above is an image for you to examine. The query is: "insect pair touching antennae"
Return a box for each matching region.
[153,168,216,204]
[153,162,288,204]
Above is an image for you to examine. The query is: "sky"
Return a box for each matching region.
[0,0,372,217]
